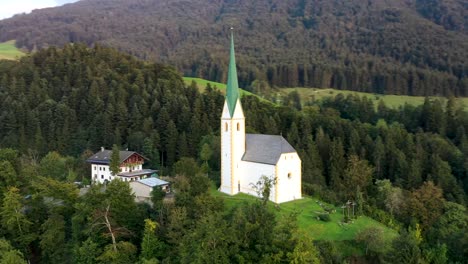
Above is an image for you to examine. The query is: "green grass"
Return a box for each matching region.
[183,77,257,98]
[184,77,468,109]
[281,87,468,110]
[210,186,397,242]
[0,40,25,60]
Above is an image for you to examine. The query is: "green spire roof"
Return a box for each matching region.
[226,30,240,117]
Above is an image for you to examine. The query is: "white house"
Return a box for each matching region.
[220,32,302,204]
[87,147,156,184]
[129,177,170,203]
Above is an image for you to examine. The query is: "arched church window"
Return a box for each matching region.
[225,122,228,132]
[288,173,292,179]
[237,122,240,131]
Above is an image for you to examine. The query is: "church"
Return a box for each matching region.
[220,32,302,203]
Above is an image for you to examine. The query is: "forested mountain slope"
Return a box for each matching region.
[0,0,467,96]
[1,42,468,263]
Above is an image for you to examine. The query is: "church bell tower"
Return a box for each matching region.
[220,30,245,195]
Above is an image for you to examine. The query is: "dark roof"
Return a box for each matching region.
[117,169,157,177]
[86,148,145,164]
[242,134,297,165]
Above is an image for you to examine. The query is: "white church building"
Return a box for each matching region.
[220,32,302,203]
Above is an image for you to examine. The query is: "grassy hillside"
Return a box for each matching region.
[211,187,397,256]
[211,187,397,242]
[0,40,25,60]
[184,77,256,97]
[184,77,269,103]
[281,88,468,110]
[185,77,468,109]
[1,0,466,96]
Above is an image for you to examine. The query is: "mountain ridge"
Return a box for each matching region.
[0,0,467,96]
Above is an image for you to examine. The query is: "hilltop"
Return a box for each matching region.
[0,0,467,96]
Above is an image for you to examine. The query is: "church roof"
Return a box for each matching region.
[86,148,146,165]
[226,29,240,117]
[242,134,297,165]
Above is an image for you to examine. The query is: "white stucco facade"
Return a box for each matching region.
[220,99,302,203]
[238,161,276,199]
[220,99,245,195]
[275,153,302,203]
[91,164,113,183]
[220,32,301,203]
[91,163,144,184]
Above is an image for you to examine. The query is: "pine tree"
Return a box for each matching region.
[140,219,165,261]
[329,139,346,193]
[177,132,189,159]
[373,137,386,180]
[109,144,120,176]
[303,136,325,186]
[163,120,178,167]
[287,122,300,148]
[73,238,101,264]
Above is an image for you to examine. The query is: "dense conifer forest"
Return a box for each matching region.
[0,0,467,96]
[0,44,467,263]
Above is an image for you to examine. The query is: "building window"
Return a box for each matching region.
[225,122,228,132]
[103,167,105,171]
[288,173,292,179]
[94,166,96,170]
[94,174,97,179]
[101,175,104,179]
[237,122,240,131]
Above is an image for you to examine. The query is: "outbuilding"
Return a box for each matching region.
[129,177,170,203]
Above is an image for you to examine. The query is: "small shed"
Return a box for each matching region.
[130,177,170,203]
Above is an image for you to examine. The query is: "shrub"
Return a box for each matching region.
[318,213,331,222]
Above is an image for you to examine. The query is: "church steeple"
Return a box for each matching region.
[226,29,240,117]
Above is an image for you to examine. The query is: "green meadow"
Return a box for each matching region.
[185,77,468,109]
[210,186,397,242]
[280,87,468,110]
[0,40,25,60]
[183,77,255,97]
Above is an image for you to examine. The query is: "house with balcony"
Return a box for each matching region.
[86,147,157,184]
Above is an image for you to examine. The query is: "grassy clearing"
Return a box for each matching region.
[210,185,397,242]
[281,87,468,110]
[184,77,468,109]
[183,77,257,98]
[0,40,25,60]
